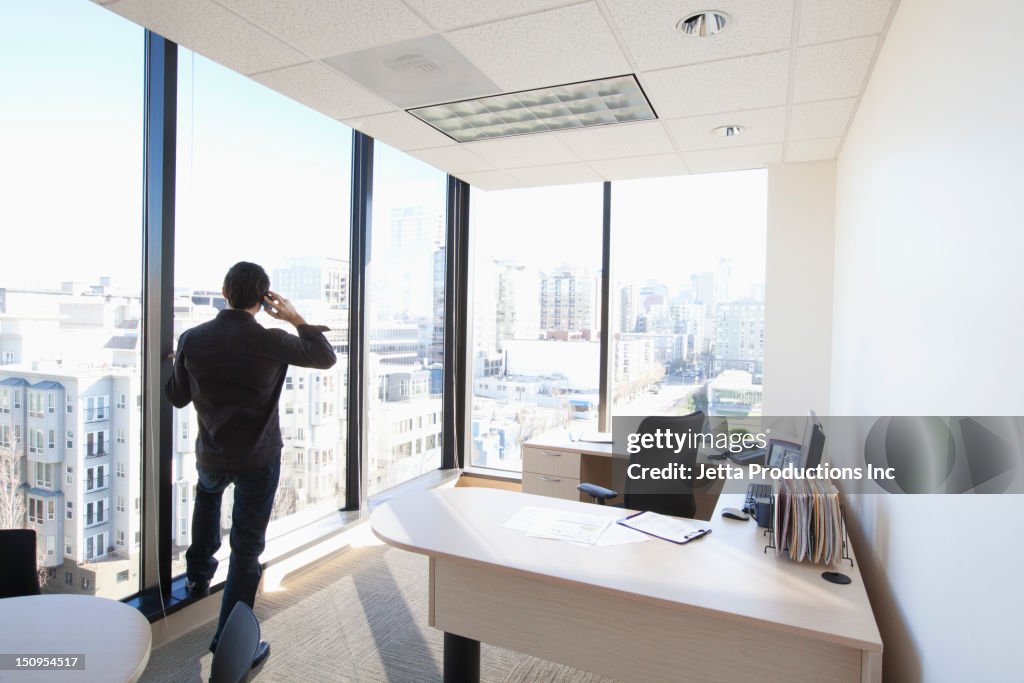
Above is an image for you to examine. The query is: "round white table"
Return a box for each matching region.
[0,594,151,682]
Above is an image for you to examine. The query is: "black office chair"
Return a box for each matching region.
[209,602,261,683]
[578,411,706,519]
[0,529,42,598]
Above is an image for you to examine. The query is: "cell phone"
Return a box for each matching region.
[262,294,275,312]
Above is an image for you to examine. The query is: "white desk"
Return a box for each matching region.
[0,594,151,682]
[371,487,882,683]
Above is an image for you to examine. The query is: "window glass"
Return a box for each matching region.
[610,172,767,421]
[365,143,447,493]
[172,50,352,579]
[0,0,143,599]
[469,185,603,471]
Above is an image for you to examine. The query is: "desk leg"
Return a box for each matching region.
[443,632,480,683]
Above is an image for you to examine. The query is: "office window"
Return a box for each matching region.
[13,390,21,409]
[48,430,55,449]
[66,501,73,520]
[81,577,90,590]
[469,185,604,471]
[0,390,8,414]
[171,49,351,578]
[116,496,125,513]
[610,173,767,420]
[46,534,55,557]
[65,537,72,557]
[47,393,56,414]
[366,142,447,494]
[47,499,55,521]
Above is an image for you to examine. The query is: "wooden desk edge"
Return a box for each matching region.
[370,508,882,654]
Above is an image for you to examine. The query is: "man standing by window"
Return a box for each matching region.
[166,261,336,668]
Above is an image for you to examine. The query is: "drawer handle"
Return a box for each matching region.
[540,476,562,482]
[540,451,562,457]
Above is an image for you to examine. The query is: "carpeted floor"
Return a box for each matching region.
[140,529,616,682]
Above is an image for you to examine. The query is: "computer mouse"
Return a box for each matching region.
[720,507,749,521]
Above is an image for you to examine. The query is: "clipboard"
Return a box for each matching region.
[616,511,712,545]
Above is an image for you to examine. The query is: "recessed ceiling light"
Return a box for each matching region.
[711,125,745,137]
[407,75,657,143]
[677,11,729,37]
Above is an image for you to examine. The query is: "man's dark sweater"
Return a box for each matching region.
[164,308,337,472]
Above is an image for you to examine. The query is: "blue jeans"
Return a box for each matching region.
[185,458,280,648]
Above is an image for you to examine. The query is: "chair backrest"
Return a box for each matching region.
[624,411,706,519]
[209,602,260,683]
[0,529,42,599]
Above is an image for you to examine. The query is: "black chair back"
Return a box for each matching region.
[210,602,260,683]
[624,411,705,519]
[0,529,42,599]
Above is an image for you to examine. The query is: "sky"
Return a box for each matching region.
[1,0,765,299]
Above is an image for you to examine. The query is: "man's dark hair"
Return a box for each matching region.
[223,262,270,310]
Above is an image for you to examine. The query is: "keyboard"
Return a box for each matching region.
[744,483,773,515]
[727,448,766,465]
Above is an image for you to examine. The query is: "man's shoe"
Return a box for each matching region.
[251,641,270,669]
[185,578,210,597]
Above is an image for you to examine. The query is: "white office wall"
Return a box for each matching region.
[763,161,835,417]
[831,0,1024,680]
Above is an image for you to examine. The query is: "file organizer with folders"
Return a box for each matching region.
[762,477,852,567]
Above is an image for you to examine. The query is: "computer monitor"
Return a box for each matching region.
[798,410,826,469]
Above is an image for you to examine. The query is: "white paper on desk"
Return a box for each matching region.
[503,506,551,532]
[526,510,612,545]
[594,520,651,546]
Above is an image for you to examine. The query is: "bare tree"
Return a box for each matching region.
[0,441,26,530]
[271,483,296,521]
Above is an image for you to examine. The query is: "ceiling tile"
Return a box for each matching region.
[665,107,786,151]
[785,138,840,162]
[444,3,630,91]
[404,0,577,31]
[682,143,782,174]
[463,135,579,168]
[799,0,894,45]
[788,98,857,140]
[793,36,877,102]
[342,111,455,150]
[251,63,395,119]
[639,51,789,119]
[110,0,305,75]
[408,145,496,174]
[555,121,673,161]
[218,0,433,59]
[457,169,524,190]
[508,162,603,187]
[589,154,687,181]
[603,0,793,71]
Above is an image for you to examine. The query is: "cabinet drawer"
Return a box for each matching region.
[522,447,581,478]
[522,472,581,501]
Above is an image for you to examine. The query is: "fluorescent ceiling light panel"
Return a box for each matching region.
[408,75,656,143]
